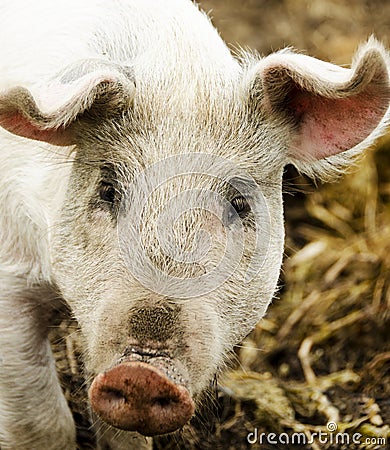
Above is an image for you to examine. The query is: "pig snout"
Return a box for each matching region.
[88,360,195,436]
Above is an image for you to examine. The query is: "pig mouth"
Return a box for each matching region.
[88,352,195,436]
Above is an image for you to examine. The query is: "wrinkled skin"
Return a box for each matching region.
[0,0,389,448]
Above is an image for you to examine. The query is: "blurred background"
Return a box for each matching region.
[200,0,389,62]
[56,1,390,449]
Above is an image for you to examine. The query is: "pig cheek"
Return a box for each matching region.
[202,212,226,241]
[222,228,283,342]
[199,214,227,268]
[52,216,119,315]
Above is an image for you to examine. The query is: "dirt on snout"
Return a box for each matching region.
[50,1,390,449]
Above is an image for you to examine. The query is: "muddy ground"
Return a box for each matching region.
[51,1,390,449]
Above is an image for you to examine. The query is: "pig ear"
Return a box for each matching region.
[0,62,135,146]
[251,38,390,169]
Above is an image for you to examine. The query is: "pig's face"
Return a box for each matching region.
[49,100,287,435]
[51,99,286,395]
[0,39,388,436]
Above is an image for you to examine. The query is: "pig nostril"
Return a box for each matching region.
[153,396,174,408]
[102,387,126,403]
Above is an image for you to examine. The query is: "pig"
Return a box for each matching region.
[0,0,389,449]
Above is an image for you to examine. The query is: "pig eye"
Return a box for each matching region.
[229,195,251,221]
[98,164,119,209]
[99,181,116,204]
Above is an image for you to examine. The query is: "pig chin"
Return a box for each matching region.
[88,347,195,436]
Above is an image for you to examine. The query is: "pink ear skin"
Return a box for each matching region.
[258,41,390,161]
[0,111,69,146]
[288,85,389,160]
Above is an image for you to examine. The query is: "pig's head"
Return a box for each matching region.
[0,40,389,436]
